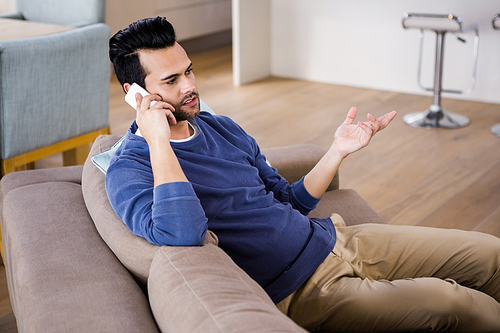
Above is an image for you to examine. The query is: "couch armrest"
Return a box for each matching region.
[148,243,306,332]
[0,165,83,196]
[1,177,159,332]
[0,166,83,216]
[262,144,339,191]
[309,189,386,225]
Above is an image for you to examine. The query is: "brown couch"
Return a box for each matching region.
[0,134,385,332]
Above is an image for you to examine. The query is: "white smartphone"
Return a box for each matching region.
[125,83,158,110]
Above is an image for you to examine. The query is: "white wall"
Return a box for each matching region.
[106,0,231,40]
[105,0,155,36]
[0,0,15,14]
[156,0,231,40]
[232,0,271,86]
[270,0,500,104]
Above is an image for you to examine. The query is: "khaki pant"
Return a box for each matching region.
[277,215,500,332]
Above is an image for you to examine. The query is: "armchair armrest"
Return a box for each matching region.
[262,144,339,191]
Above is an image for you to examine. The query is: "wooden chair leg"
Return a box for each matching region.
[1,159,14,264]
[13,162,36,172]
[62,144,91,166]
[1,159,15,177]
[0,232,4,265]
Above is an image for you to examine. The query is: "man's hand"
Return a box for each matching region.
[332,107,397,158]
[304,107,396,199]
[133,92,189,187]
[134,92,177,145]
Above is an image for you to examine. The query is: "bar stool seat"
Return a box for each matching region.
[402,13,479,129]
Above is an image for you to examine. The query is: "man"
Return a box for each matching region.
[106,17,500,332]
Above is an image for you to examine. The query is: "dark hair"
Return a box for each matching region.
[109,17,177,88]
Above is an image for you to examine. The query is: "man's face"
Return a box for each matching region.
[139,43,200,122]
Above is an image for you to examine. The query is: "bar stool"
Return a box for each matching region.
[492,14,500,138]
[402,13,479,129]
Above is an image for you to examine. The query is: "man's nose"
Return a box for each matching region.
[180,77,195,95]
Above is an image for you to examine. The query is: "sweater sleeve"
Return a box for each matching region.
[105,143,208,246]
[219,114,322,215]
[251,139,321,216]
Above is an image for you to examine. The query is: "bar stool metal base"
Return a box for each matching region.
[403,105,470,129]
[492,124,500,137]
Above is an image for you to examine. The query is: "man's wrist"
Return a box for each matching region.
[326,144,346,163]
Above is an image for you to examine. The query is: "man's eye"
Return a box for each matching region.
[186,68,193,74]
[167,78,176,84]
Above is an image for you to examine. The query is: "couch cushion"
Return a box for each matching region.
[82,134,158,287]
[148,244,306,332]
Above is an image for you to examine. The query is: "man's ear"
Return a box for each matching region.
[123,83,132,93]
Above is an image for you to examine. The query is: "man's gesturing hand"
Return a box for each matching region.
[332,107,397,158]
[304,107,396,199]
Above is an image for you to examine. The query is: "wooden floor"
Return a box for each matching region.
[1,45,499,326]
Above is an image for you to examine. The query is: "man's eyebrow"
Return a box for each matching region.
[161,63,193,82]
[161,73,178,82]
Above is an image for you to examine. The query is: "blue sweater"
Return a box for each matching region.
[105,111,336,303]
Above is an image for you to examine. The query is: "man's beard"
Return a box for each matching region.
[172,92,200,122]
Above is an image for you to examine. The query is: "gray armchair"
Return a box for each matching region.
[0,0,110,176]
[4,0,105,26]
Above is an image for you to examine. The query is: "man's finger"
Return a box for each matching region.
[344,107,358,125]
[135,93,143,111]
[377,111,397,129]
[165,110,177,125]
[357,121,375,137]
